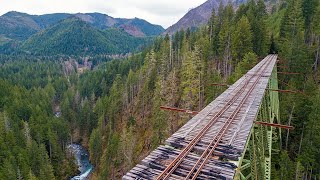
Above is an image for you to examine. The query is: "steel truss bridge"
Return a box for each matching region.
[123,55,284,180]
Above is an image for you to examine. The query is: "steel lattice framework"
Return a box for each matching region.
[234,66,280,180]
[123,55,281,180]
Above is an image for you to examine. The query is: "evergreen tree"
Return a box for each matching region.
[151,74,167,147]
[311,4,320,77]
[302,0,319,44]
[89,128,102,166]
[229,52,257,83]
[232,16,253,61]
[280,0,310,83]
[120,127,136,171]
[180,45,202,110]
[107,75,124,131]
[300,91,320,177]
[219,4,234,77]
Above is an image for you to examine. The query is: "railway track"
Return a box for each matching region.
[157,55,275,180]
[123,55,278,180]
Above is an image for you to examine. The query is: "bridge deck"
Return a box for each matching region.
[123,55,278,180]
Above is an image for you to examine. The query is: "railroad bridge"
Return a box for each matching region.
[124,55,284,180]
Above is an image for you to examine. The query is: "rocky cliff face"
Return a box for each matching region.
[164,0,278,35]
[164,0,229,35]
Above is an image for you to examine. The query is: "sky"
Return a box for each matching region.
[1,0,207,28]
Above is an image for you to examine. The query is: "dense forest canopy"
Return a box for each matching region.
[0,0,320,179]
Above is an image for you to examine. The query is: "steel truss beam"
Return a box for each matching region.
[235,65,281,180]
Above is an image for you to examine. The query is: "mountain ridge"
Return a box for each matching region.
[164,0,228,35]
[164,0,278,35]
[0,11,164,41]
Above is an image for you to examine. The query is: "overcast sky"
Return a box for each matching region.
[1,0,207,28]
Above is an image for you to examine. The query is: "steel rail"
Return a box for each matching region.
[159,84,248,180]
[157,68,263,180]
[182,75,249,137]
[156,55,274,180]
[159,55,273,180]
[186,55,276,179]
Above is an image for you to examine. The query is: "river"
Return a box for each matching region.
[68,144,94,180]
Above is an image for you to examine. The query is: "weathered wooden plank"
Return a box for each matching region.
[123,55,277,180]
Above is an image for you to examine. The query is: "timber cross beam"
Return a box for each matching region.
[160,106,294,130]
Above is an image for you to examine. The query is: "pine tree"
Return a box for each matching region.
[229,52,257,83]
[279,151,295,180]
[28,170,37,180]
[232,16,253,61]
[208,8,216,44]
[126,69,136,105]
[47,129,63,178]
[120,127,136,171]
[311,4,320,77]
[300,91,320,177]
[180,45,202,110]
[255,0,268,56]
[280,0,310,83]
[151,73,167,147]
[219,4,234,77]
[165,69,180,134]
[108,75,124,131]
[89,128,102,166]
[302,0,319,44]
[38,144,55,180]
[1,158,17,180]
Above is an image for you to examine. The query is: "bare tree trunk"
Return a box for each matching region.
[306,166,309,180]
[286,105,295,150]
[210,24,213,44]
[49,142,52,160]
[310,168,313,180]
[298,123,305,155]
[227,34,232,77]
[199,72,201,110]
[314,36,319,79]
[170,39,172,70]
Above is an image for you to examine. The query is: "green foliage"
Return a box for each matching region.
[2,1,320,179]
[181,45,202,109]
[232,16,253,61]
[89,128,102,166]
[0,11,69,41]
[279,0,311,84]
[279,151,295,180]
[0,11,163,42]
[22,18,150,55]
[299,91,320,174]
[266,9,286,38]
[229,52,257,83]
[151,74,168,147]
[0,56,84,179]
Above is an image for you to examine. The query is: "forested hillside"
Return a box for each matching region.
[0,11,164,41]
[86,0,320,178]
[0,53,146,179]
[0,0,320,179]
[22,17,151,55]
[87,1,269,178]
[0,11,163,56]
